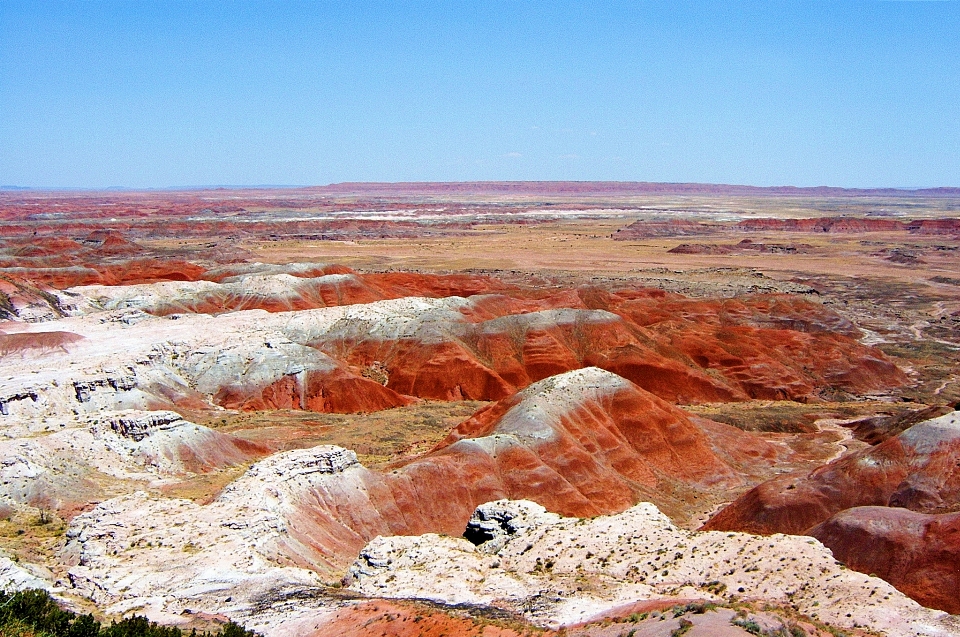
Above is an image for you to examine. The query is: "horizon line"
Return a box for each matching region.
[2,180,959,195]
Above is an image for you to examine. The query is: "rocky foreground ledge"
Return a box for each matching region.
[8,442,960,637]
[348,500,960,637]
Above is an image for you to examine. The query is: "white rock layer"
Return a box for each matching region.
[348,499,960,636]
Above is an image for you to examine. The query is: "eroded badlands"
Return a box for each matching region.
[2,185,960,636]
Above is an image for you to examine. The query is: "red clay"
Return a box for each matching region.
[811,506,960,614]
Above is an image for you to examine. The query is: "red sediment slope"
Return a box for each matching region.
[300,285,904,405]
[63,264,905,407]
[0,230,207,288]
[271,368,777,571]
[319,307,743,404]
[704,412,960,536]
[214,365,416,414]
[2,257,907,413]
[1,260,206,288]
[148,424,270,474]
[811,506,960,615]
[146,271,515,316]
[309,599,534,637]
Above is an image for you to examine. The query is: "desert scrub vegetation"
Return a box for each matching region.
[0,589,258,637]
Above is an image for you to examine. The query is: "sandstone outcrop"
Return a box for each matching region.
[0,303,417,424]
[0,409,267,514]
[62,489,330,634]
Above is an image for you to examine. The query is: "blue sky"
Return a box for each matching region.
[1,1,958,188]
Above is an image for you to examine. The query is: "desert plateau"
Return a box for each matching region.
[0,182,957,636]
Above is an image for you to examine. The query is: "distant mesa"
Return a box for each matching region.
[735,217,908,233]
[316,181,960,198]
[613,216,960,240]
[667,240,815,255]
[614,219,719,239]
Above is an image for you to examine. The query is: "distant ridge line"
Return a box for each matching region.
[315,181,960,197]
[3,182,959,197]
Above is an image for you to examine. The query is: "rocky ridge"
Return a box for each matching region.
[346,499,960,636]
[704,411,960,615]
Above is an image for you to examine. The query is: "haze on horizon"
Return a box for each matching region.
[1,1,958,190]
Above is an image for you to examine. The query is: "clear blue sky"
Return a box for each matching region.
[1,1,958,188]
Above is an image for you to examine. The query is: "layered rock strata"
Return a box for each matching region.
[705,411,960,536]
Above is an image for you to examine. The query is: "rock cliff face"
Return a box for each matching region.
[346,499,960,636]
[811,506,960,615]
[0,551,53,593]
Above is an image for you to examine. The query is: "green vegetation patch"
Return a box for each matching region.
[0,589,257,637]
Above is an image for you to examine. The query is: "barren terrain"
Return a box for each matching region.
[0,183,958,636]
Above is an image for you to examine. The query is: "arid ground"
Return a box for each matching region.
[1,183,959,637]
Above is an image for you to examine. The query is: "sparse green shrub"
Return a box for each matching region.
[0,589,257,637]
[732,617,763,635]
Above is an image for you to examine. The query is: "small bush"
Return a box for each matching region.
[670,618,693,636]
[732,617,763,635]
